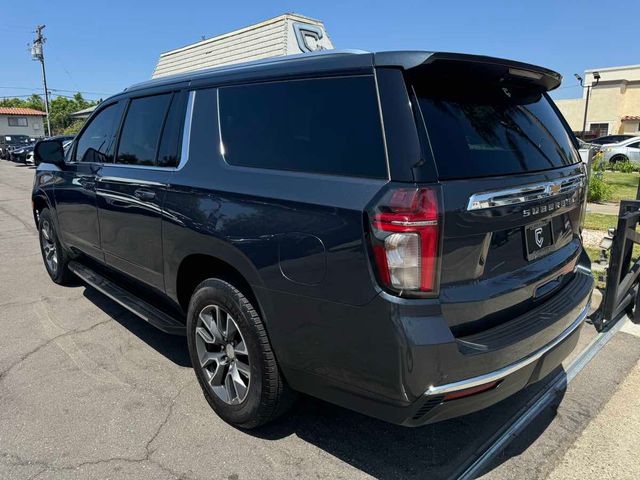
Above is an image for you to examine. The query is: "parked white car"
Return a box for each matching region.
[600,136,640,164]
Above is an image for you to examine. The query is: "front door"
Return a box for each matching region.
[626,141,640,163]
[55,101,124,261]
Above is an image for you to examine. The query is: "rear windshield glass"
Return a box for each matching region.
[414,83,579,179]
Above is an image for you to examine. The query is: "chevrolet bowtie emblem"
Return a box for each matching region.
[549,183,561,194]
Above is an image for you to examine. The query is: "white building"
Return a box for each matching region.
[151,13,334,78]
[0,107,46,137]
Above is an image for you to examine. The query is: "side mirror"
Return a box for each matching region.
[34,140,65,167]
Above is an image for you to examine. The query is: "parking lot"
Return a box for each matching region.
[2,160,640,480]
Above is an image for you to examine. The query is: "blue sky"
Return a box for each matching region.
[1,0,636,102]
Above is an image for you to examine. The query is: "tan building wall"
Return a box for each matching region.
[554,98,584,131]
[555,64,640,137]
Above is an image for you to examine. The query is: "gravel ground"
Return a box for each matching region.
[582,228,606,248]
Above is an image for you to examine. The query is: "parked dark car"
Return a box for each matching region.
[32,50,593,429]
[26,135,74,165]
[0,134,32,159]
[9,143,35,163]
[590,134,637,145]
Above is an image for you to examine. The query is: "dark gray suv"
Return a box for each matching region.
[32,50,593,428]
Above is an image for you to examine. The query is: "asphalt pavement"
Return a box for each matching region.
[1,160,639,480]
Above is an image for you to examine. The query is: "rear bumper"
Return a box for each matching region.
[269,263,593,427]
[404,300,587,426]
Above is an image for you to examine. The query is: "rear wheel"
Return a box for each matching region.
[610,154,628,164]
[38,208,73,285]
[186,278,294,428]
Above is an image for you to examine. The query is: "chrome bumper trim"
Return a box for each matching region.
[426,300,590,396]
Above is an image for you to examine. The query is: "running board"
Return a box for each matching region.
[69,261,186,336]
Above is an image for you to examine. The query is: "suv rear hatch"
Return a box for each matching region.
[374,54,587,337]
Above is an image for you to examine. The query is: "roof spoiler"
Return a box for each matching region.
[374,51,562,91]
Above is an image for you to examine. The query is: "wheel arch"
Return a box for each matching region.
[610,154,629,163]
[32,193,53,228]
[174,253,266,322]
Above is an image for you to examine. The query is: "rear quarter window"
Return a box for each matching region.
[414,82,580,180]
[218,76,388,179]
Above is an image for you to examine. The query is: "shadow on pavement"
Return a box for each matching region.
[250,374,564,479]
[82,287,191,367]
[80,284,564,479]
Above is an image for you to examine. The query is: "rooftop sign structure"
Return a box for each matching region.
[151,13,334,79]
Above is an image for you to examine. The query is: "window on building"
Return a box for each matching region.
[75,102,125,163]
[8,117,28,127]
[589,123,609,137]
[116,94,172,166]
[218,76,388,178]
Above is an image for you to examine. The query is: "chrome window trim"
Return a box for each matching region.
[95,176,167,187]
[177,90,195,170]
[467,174,585,211]
[65,90,195,172]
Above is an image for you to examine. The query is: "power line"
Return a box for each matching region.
[0,85,112,96]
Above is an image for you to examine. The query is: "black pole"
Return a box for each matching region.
[581,85,590,139]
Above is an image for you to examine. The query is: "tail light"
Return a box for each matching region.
[369,187,441,295]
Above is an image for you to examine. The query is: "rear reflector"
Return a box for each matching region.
[442,380,500,401]
[369,187,440,294]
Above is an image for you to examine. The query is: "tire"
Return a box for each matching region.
[610,155,628,164]
[186,278,294,429]
[38,208,74,285]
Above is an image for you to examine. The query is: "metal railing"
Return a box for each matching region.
[596,199,640,330]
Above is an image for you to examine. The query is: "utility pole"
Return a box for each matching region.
[31,25,51,137]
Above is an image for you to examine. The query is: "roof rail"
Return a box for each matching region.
[125,49,371,92]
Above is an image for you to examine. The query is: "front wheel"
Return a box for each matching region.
[38,208,73,285]
[186,278,294,429]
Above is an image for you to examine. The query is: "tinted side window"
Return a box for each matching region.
[75,102,124,163]
[157,92,187,167]
[219,76,387,178]
[116,94,172,166]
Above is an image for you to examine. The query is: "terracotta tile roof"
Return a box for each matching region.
[622,115,640,121]
[0,107,46,116]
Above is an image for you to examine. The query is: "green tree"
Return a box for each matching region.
[0,93,99,135]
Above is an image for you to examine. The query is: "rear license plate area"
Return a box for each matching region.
[524,220,554,260]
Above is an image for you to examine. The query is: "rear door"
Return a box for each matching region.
[96,91,187,291]
[398,60,585,335]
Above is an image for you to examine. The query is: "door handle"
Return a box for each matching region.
[134,189,156,201]
[78,178,96,190]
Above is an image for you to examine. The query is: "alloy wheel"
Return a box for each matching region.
[40,220,58,275]
[195,304,251,404]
